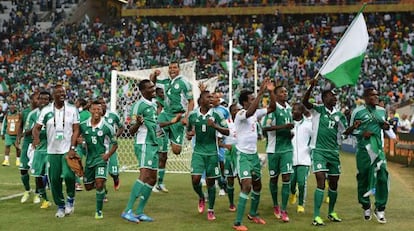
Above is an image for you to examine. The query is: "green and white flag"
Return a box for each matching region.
[233,47,243,54]
[149,20,160,31]
[363,135,386,197]
[401,41,414,57]
[0,80,8,93]
[319,13,369,87]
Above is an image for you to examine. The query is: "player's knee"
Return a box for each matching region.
[171,144,181,155]
[84,184,95,191]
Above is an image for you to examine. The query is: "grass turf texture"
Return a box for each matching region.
[1,139,414,231]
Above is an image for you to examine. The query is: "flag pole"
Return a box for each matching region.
[254,60,258,97]
[313,3,368,81]
[229,40,233,105]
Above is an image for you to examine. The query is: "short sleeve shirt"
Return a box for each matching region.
[129,98,158,145]
[309,104,348,151]
[37,102,80,154]
[235,108,267,154]
[188,108,227,155]
[80,118,117,167]
[157,75,193,113]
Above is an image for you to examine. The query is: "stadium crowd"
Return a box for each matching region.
[0,1,413,117]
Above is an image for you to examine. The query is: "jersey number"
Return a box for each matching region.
[91,136,97,144]
[328,120,335,129]
[97,167,105,175]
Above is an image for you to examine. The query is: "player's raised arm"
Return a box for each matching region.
[245,78,270,118]
[302,78,317,110]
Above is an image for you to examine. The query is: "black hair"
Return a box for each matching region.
[198,90,210,105]
[76,98,88,107]
[139,79,152,91]
[274,85,285,94]
[91,100,102,107]
[363,87,377,97]
[39,90,51,99]
[321,90,334,100]
[239,90,253,105]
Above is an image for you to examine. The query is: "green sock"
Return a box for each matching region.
[21,173,30,191]
[235,192,249,224]
[249,191,260,217]
[298,184,305,206]
[207,185,216,210]
[96,189,105,212]
[158,169,165,184]
[135,183,153,215]
[269,181,278,206]
[227,184,234,205]
[192,182,204,199]
[328,189,338,214]
[314,188,324,218]
[281,181,290,210]
[125,180,144,212]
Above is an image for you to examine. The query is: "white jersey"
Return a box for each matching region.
[292,117,312,166]
[37,102,80,154]
[234,108,267,154]
[218,117,237,145]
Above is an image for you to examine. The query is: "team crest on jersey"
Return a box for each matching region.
[317,163,322,169]
[174,83,179,89]
[85,131,89,134]
[148,160,152,165]
[243,171,249,176]
[269,170,275,176]
[334,115,339,122]
[108,118,113,123]
[97,130,103,136]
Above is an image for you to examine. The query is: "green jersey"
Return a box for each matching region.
[262,102,293,154]
[79,118,117,167]
[350,105,386,148]
[21,107,32,141]
[156,75,193,113]
[130,98,158,145]
[79,110,91,123]
[310,105,348,151]
[155,96,165,109]
[104,111,122,131]
[187,108,227,155]
[27,108,47,151]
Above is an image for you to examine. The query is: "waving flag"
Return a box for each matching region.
[319,12,369,87]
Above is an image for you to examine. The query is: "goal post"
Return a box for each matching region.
[109,61,218,173]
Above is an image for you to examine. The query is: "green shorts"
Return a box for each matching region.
[158,111,185,146]
[4,134,17,146]
[311,149,341,175]
[267,151,294,177]
[157,135,169,153]
[19,139,32,170]
[224,146,236,177]
[191,152,220,178]
[234,148,262,180]
[134,144,159,170]
[83,163,108,186]
[31,149,48,177]
[108,152,119,175]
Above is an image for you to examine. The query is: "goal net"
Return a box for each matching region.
[110,61,218,173]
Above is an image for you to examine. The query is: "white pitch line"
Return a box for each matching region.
[0,192,24,201]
